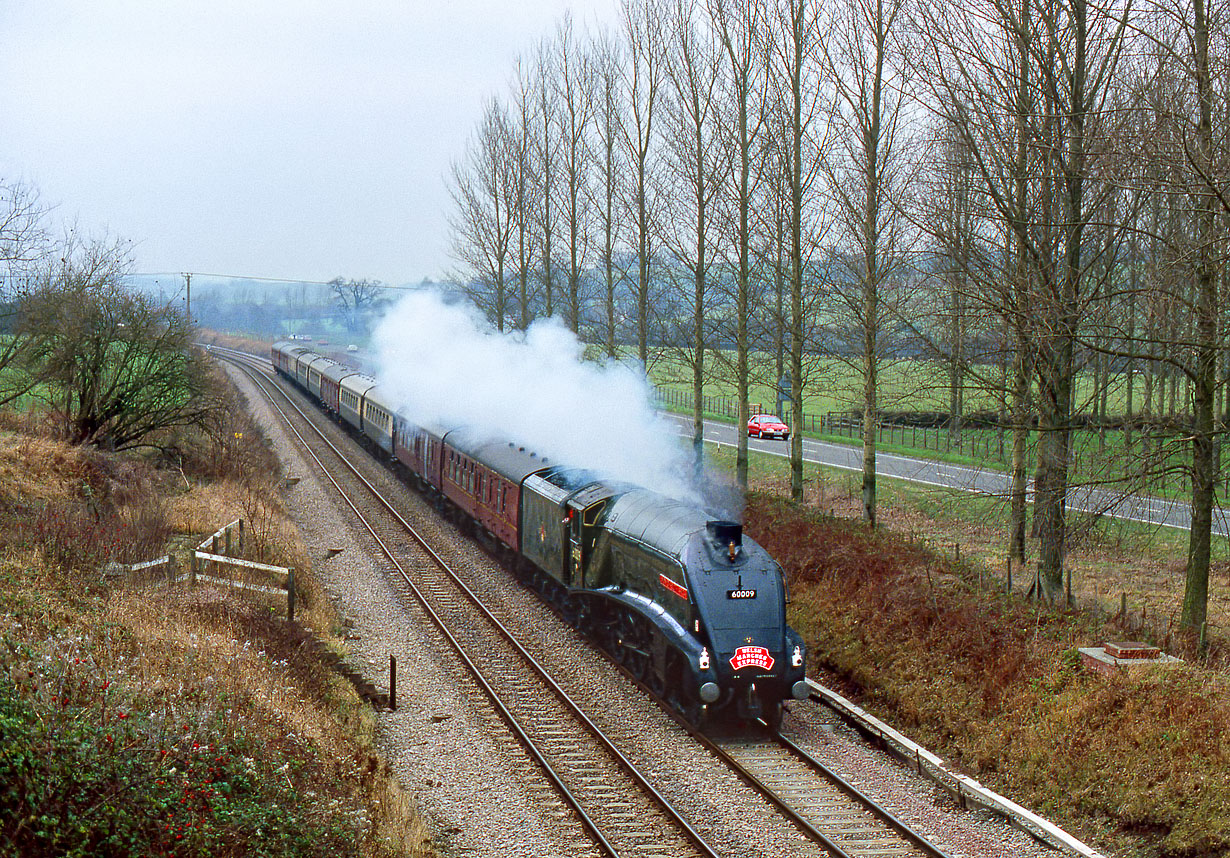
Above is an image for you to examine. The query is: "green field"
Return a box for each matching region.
[640,347,1165,419]
[643,348,1201,498]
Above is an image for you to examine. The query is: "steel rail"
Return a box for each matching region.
[594,643,954,858]
[771,725,955,858]
[219,345,956,858]
[216,349,722,858]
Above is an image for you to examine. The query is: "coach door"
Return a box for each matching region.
[566,501,584,586]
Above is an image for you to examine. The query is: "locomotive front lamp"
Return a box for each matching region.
[792,645,804,668]
[728,541,737,562]
[698,647,711,670]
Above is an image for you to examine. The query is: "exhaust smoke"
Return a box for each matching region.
[371,290,716,506]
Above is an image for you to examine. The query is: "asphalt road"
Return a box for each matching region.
[666,412,1229,538]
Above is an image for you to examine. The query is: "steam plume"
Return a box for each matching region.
[371,290,705,504]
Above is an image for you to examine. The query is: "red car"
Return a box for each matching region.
[748,414,790,440]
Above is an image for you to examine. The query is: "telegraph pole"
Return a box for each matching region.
[183,272,192,322]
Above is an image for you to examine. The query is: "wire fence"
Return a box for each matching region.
[653,385,1009,461]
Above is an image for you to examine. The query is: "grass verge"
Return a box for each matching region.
[0,388,435,857]
[739,479,1230,856]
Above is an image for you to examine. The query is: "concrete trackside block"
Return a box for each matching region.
[1079,645,1182,678]
[1103,641,1160,659]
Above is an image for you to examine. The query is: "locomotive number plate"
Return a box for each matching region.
[726,589,757,599]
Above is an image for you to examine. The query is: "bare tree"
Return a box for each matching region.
[712,0,770,491]
[823,0,910,527]
[914,0,1131,599]
[328,276,385,336]
[21,234,217,451]
[660,0,727,475]
[590,29,633,356]
[0,180,50,407]
[448,97,518,331]
[554,16,598,333]
[1100,1,1230,637]
[623,0,667,366]
[1177,0,1226,637]
[511,57,542,331]
[767,0,831,501]
[534,42,562,319]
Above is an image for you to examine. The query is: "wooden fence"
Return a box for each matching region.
[101,555,177,585]
[192,519,297,619]
[102,520,296,620]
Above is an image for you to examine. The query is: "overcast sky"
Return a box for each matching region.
[0,1,620,285]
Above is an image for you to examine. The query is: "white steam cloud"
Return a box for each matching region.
[371,290,706,505]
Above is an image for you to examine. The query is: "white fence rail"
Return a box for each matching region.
[101,555,176,584]
[191,519,297,618]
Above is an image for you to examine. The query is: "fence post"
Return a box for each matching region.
[211,535,219,575]
[190,553,197,587]
[239,519,244,554]
[389,655,397,711]
[287,567,296,622]
[225,524,232,556]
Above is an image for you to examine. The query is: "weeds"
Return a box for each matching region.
[751,493,1230,857]
[2,628,365,857]
[0,395,434,858]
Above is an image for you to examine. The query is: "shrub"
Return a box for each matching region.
[0,633,366,858]
[747,492,1230,856]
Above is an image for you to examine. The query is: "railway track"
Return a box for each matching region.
[208,345,999,858]
[704,724,954,858]
[218,348,720,858]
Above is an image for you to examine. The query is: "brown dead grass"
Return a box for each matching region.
[197,331,272,355]
[749,463,1230,662]
[0,410,435,857]
[749,492,1230,857]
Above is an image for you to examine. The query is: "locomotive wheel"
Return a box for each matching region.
[647,659,666,697]
[617,613,649,680]
[560,594,583,627]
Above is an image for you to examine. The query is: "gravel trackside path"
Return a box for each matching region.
[225,360,1067,858]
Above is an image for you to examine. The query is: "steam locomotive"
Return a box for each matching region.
[271,340,809,724]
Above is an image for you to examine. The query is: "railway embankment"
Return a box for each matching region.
[749,493,1230,858]
[0,406,432,857]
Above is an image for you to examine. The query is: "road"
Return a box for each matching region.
[666,413,1229,537]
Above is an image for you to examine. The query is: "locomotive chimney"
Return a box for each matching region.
[707,520,742,549]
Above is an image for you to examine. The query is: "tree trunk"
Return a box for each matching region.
[1181,0,1217,638]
